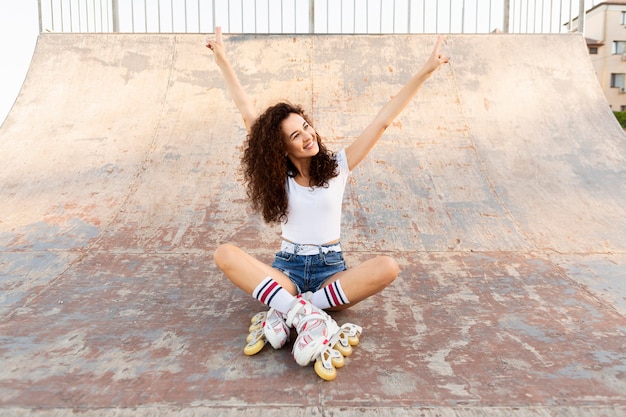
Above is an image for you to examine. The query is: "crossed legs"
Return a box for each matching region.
[213,243,399,310]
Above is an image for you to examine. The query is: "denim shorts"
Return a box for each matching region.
[272,242,347,294]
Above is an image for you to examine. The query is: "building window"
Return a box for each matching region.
[612,41,626,54]
[611,73,625,88]
[622,11,626,25]
[589,47,598,54]
[621,105,626,111]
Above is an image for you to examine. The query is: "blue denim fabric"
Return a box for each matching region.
[271,246,347,293]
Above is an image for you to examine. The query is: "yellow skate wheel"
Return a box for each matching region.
[314,359,337,381]
[348,334,359,346]
[334,341,352,357]
[250,312,266,324]
[332,353,345,368]
[243,338,265,356]
[321,348,345,369]
[248,322,262,332]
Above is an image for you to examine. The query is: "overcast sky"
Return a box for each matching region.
[0,2,40,125]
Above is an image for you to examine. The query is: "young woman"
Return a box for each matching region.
[206,27,448,380]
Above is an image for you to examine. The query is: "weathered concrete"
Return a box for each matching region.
[0,33,625,416]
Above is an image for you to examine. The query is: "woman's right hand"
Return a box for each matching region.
[205,25,257,132]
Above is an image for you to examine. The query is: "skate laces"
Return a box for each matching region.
[287,297,343,366]
[262,308,289,348]
[264,307,287,327]
[286,298,328,331]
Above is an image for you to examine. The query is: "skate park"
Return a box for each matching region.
[1,18,626,417]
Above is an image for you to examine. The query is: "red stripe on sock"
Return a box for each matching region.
[260,281,278,304]
[328,283,341,306]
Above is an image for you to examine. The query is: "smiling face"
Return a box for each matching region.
[281,112,320,161]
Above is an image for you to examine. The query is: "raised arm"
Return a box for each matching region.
[206,27,257,133]
[345,35,449,171]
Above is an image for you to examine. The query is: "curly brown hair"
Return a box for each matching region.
[242,102,339,224]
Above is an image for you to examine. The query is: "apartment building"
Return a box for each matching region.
[581,0,626,111]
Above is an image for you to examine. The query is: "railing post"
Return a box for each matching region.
[112,0,120,32]
[578,0,585,34]
[503,0,510,33]
[37,0,43,33]
[309,0,315,33]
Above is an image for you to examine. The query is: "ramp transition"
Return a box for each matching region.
[1,33,625,416]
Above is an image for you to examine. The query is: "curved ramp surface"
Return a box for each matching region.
[1,33,625,416]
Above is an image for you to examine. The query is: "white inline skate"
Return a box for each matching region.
[285,296,362,381]
[243,307,290,355]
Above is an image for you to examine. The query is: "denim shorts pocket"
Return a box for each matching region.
[322,251,345,266]
[274,251,294,262]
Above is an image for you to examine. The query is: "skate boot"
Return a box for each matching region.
[285,297,362,381]
[243,307,290,355]
[299,291,361,351]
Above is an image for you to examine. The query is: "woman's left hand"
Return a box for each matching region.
[424,35,450,74]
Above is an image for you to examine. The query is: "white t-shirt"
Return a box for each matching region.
[281,149,350,245]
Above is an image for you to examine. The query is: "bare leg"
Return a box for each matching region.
[324,255,399,311]
[213,243,298,295]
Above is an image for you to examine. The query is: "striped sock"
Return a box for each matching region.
[311,281,349,310]
[252,277,295,315]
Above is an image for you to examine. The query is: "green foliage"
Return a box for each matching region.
[613,111,626,128]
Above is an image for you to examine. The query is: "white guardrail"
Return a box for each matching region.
[37,0,591,34]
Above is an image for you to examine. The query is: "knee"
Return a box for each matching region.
[213,243,240,271]
[377,255,400,285]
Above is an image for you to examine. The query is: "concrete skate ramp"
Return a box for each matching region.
[1,33,625,416]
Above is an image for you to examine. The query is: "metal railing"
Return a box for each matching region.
[37,0,593,35]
